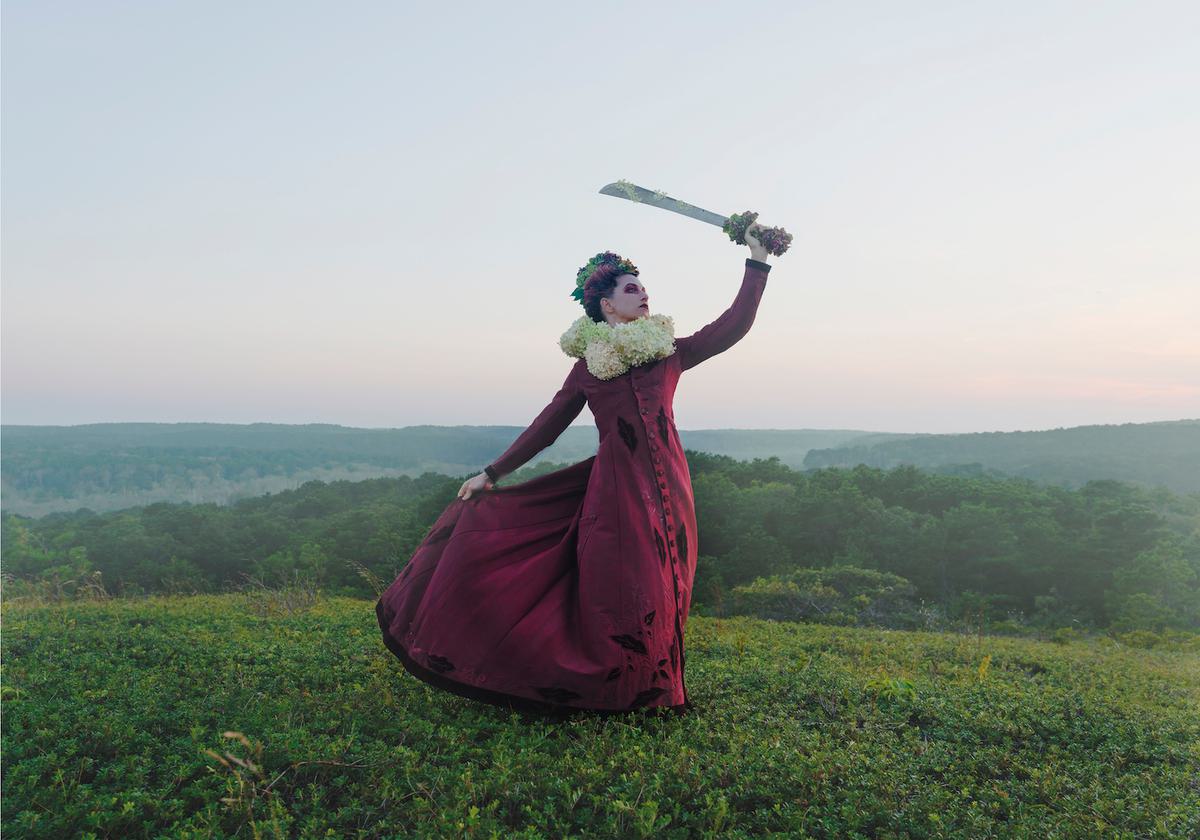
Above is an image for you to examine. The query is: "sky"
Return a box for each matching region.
[3,0,1198,434]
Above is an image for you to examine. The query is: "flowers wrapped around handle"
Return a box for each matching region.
[723,210,793,257]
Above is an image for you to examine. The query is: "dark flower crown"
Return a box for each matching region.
[571,251,640,305]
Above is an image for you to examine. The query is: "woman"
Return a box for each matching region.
[376,223,774,717]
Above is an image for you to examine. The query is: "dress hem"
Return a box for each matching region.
[376,598,693,719]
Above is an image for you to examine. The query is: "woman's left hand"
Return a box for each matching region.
[745,222,769,262]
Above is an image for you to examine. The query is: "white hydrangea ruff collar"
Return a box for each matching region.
[559,313,677,380]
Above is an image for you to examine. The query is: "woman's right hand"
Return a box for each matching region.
[458,472,494,500]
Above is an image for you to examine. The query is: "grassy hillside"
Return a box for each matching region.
[804,419,1200,495]
[3,593,1197,838]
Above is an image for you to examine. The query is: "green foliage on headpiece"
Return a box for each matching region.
[571,251,639,305]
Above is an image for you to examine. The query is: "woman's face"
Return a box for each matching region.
[603,274,650,324]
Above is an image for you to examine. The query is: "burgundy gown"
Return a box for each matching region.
[376,257,772,715]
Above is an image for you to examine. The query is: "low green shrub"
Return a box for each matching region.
[730,565,921,629]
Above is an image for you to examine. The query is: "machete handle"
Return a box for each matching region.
[722,210,793,257]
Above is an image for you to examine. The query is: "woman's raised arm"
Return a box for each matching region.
[484,359,587,481]
[675,257,772,372]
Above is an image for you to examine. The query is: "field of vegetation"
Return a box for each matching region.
[3,591,1197,838]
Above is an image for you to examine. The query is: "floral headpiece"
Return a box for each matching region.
[570,251,640,306]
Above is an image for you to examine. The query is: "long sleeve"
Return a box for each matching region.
[675,257,772,372]
[486,360,587,480]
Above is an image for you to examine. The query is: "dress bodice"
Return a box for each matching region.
[486,257,772,481]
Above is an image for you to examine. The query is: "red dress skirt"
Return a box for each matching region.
[376,258,772,715]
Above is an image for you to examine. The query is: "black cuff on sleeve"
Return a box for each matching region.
[484,465,500,482]
[745,257,772,273]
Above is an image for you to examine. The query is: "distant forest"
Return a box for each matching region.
[805,419,1200,494]
[4,453,1197,638]
[0,423,884,516]
[2,419,1197,516]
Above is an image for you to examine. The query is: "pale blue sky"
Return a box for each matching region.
[3,1,1198,433]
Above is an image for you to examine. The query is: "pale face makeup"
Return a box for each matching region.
[602,274,650,324]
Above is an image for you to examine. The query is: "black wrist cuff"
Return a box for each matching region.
[484,465,500,482]
[746,257,772,272]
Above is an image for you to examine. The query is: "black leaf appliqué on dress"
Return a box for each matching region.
[535,686,582,703]
[610,634,648,655]
[678,524,688,562]
[628,686,668,709]
[426,524,454,545]
[654,530,666,566]
[657,406,670,446]
[644,610,656,626]
[426,654,455,673]
[617,416,638,453]
[605,667,622,682]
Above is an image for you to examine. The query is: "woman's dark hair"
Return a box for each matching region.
[582,263,639,323]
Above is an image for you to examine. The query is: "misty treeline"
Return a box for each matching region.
[0,422,591,516]
[4,420,1199,518]
[803,419,1200,494]
[3,454,1197,638]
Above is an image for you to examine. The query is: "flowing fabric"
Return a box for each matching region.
[376,257,772,715]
